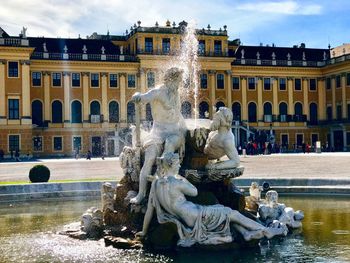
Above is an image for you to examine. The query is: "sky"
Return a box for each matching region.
[0,0,349,49]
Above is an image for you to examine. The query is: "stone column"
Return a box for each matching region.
[303,78,309,120]
[341,73,347,119]
[287,77,294,114]
[139,68,147,121]
[317,78,326,120]
[63,72,71,125]
[272,77,278,115]
[209,70,216,117]
[21,60,31,124]
[119,73,127,122]
[101,72,108,126]
[343,130,347,151]
[0,60,6,124]
[43,71,51,122]
[257,77,263,122]
[82,72,89,123]
[331,76,336,119]
[226,70,232,108]
[241,77,248,122]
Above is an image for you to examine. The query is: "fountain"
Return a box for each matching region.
[60,23,304,251]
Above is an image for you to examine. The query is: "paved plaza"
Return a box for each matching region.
[0,152,350,183]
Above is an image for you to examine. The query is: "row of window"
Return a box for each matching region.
[325,73,350,89]
[30,72,128,88]
[7,135,87,152]
[140,38,222,55]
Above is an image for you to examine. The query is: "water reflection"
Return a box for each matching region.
[0,196,349,262]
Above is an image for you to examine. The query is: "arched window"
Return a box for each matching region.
[248,102,257,122]
[181,101,192,119]
[232,102,241,121]
[294,102,303,115]
[52,100,63,123]
[71,100,82,123]
[90,101,101,115]
[279,102,288,115]
[279,102,288,122]
[109,101,119,123]
[127,101,135,123]
[146,103,153,122]
[32,100,43,126]
[215,101,225,112]
[263,102,272,122]
[309,103,318,125]
[199,101,209,119]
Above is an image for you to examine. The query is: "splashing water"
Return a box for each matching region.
[162,20,200,125]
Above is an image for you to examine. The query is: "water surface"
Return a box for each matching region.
[0,195,349,262]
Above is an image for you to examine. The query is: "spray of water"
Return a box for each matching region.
[160,20,200,125]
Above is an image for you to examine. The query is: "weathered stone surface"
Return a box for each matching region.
[146,222,179,250]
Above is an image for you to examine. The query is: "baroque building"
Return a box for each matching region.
[0,21,349,157]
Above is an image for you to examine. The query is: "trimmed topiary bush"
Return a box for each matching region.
[29,164,50,183]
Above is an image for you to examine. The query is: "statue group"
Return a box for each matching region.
[74,66,303,250]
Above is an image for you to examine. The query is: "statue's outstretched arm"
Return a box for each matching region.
[132,88,160,104]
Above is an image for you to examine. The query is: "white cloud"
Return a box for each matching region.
[237,1,322,15]
[0,0,325,44]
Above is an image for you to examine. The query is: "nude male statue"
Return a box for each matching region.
[204,107,240,170]
[137,153,287,247]
[130,67,186,204]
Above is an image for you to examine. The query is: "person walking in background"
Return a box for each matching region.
[86,150,92,160]
[0,149,4,161]
[10,150,14,160]
[15,149,20,162]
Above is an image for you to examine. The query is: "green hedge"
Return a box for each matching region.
[29,165,50,183]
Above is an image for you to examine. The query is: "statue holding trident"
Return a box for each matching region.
[130,67,187,204]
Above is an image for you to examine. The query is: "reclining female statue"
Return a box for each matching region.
[136,153,287,247]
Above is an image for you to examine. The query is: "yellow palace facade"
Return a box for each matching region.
[0,21,350,157]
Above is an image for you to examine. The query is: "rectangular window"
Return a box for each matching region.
[72,136,82,151]
[263,78,271,90]
[162,38,170,54]
[347,73,350,86]
[8,61,18,77]
[281,134,289,147]
[294,78,301,91]
[33,136,43,152]
[232,77,240,90]
[145,38,153,53]
[72,73,80,87]
[327,106,332,121]
[128,74,136,88]
[326,77,331,90]
[279,78,286,90]
[248,77,256,90]
[216,74,224,89]
[200,74,207,89]
[9,135,20,151]
[147,72,155,89]
[91,73,99,87]
[198,40,205,55]
[32,72,41,86]
[109,74,118,88]
[52,73,62,87]
[336,75,341,88]
[214,40,222,55]
[309,78,317,91]
[53,136,63,151]
[8,99,19,119]
[296,134,304,146]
